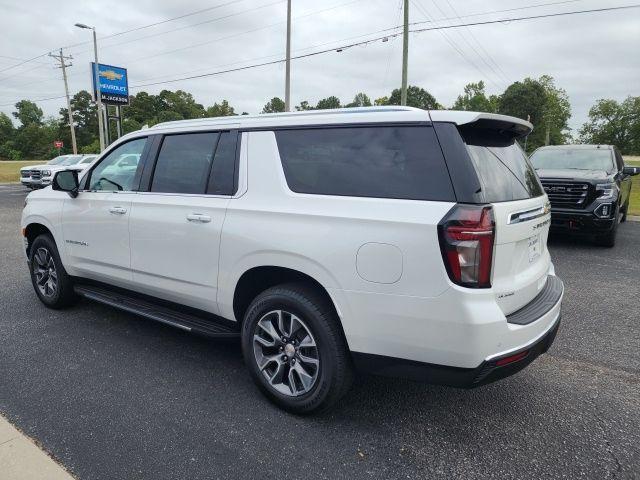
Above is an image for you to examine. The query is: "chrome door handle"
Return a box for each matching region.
[109,206,127,215]
[186,213,211,223]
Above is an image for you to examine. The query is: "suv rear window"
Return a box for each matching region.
[463,131,543,202]
[275,126,455,201]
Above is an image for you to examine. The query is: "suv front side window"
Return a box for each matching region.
[86,138,147,192]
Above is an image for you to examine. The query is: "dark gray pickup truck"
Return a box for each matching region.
[530,144,639,247]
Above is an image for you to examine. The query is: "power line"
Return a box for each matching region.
[0,0,584,81]
[130,4,640,88]
[0,0,251,75]
[411,0,503,90]
[62,0,250,49]
[439,0,511,84]
[2,3,638,106]
[68,0,287,56]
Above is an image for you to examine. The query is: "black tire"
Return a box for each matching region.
[594,219,618,248]
[241,283,354,414]
[29,234,78,308]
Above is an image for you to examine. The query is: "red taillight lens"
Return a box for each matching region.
[438,204,495,288]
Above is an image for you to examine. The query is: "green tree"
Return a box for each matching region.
[498,78,547,152]
[539,75,571,146]
[579,96,640,155]
[158,90,205,119]
[346,93,372,108]
[206,99,236,117]
[316,96,341,109]
[157,110,184,123]
[452,81,498,112]
[499,76,571,152]
[125,91,160,125]
[295,100,313,111]
[261,97,285,113]
[0,112,15,145]
[374,96,389,106]
[13,100,43,126]
[387,85,440,110]
[59,90,98,152]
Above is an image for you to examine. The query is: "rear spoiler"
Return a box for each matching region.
[429,111,533,140]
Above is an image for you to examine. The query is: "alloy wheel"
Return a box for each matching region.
[33,247,57,297]
[252,310,319,397]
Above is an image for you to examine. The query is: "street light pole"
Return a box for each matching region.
[284,0,292,112]
[92,28,106,152]
[75,23,105,152]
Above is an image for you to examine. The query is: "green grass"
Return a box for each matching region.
[0,160,44,183]
[624,157,640,216]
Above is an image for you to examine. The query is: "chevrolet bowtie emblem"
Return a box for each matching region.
[99,70,123,81]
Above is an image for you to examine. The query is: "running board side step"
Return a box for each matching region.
[74,285,239,338]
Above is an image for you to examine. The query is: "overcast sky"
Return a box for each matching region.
[0,0,638,134]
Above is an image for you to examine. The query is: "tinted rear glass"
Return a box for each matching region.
[530,148,615,172]
[466,142,544,202]
[275,126,455,201]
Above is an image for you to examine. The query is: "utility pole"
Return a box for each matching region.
[401,0,409,106]
[49,49,77,154]
[284,0,292,111]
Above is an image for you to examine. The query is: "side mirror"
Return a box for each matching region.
[623,166,640,176]
[52,170,79,198]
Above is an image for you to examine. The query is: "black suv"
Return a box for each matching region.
[530,145,639,247]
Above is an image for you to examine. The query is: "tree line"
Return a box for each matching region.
[0,75,638,160]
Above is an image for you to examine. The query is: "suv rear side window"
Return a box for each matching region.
[207,131,238,195]
[464,134,543,202]
[275,126,455,201]
[151,133,218,194]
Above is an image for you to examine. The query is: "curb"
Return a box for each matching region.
[0,414,75,480]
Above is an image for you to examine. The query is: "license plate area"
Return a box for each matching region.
[528,234,541,263]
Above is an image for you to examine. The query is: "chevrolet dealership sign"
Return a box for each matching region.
[91,62,129,105]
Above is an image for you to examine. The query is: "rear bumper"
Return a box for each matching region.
[353,313,560,388]
[550,209,615,233]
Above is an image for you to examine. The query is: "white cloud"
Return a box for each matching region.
[1,0,638,133]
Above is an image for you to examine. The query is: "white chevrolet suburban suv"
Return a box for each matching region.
[21,107,563,413]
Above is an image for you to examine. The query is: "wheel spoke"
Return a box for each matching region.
[268,359,286,385]
[292,362,314,390]
[297,351,319,367]
[257,317,282,345]
[258,353,282,371]
[299,334,316,348]
[277,310,287,338]
[254,334,275,348]
[34,249,46,266]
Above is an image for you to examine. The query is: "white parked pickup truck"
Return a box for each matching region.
[21,154,98,189]
[21,107,563,413]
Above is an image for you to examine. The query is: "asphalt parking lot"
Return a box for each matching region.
[1,183,639,480]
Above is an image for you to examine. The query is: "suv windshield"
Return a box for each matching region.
[530,148,614,171]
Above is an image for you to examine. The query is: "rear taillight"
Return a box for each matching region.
[438,204,495,288]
